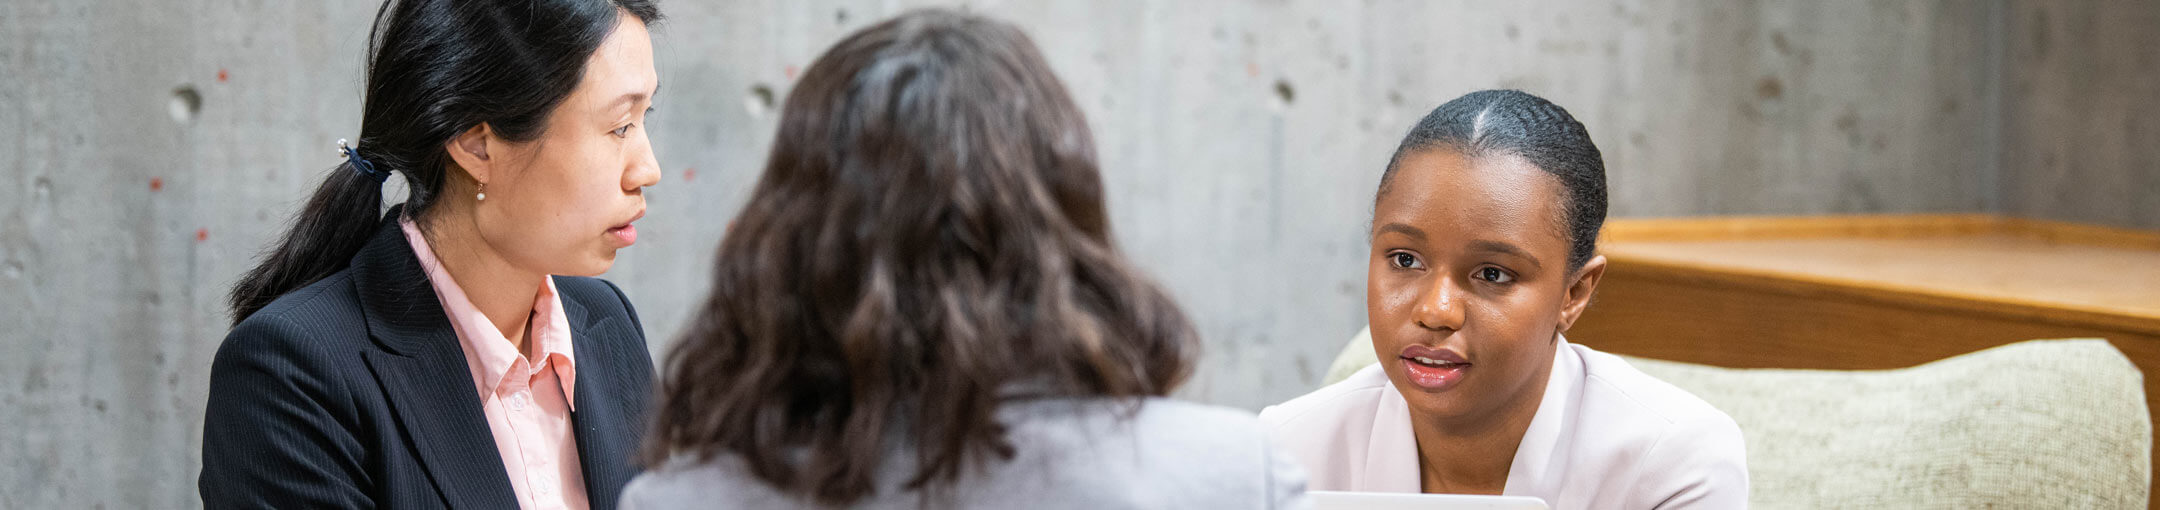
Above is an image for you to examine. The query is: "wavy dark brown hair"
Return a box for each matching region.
[643,9,1197,505]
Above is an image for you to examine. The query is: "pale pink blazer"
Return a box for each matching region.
[1258,336,1749,509]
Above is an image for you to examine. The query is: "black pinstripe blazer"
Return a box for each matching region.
[200,212,655,509]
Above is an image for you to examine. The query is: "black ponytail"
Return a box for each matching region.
[227,0,661,324]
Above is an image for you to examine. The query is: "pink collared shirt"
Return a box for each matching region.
[402,219,589,510]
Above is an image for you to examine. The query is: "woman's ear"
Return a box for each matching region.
[444,123,495,185]
[1556,254,1607,332]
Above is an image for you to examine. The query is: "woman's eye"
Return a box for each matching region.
[1389,253,1421,269]
[1474,267,1514,284]
[611,124,633,137]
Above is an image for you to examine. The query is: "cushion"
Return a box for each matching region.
[1321,329,2151,508]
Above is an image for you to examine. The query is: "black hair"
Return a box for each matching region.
[227,0,661,324]
[1378,89,1608,272]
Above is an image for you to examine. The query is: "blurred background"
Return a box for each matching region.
[2,0,2156,507]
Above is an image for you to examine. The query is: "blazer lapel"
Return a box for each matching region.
[561,288,642,510]
[350,210,519,508]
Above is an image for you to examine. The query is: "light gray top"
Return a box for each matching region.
[621,397,1311,510]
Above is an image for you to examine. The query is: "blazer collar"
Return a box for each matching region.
[352,205,637,509]
[352,206,520,507]
[566,313,637,510]
[350,205,455,357]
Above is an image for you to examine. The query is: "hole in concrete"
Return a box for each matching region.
[835,8,849,25]
[746,83,776,116]
[1270,79,1296,110]
[169,85,202,124]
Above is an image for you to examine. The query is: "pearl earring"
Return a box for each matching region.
[476,182,486,202]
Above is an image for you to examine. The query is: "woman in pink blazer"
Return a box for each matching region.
[1260,89,1748,509]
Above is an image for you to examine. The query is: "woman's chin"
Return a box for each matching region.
[1385,367,1481,419]
[550,253,617,278]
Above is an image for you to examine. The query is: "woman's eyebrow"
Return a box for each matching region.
[603,83,660,115]
[1469,240,1541,269]
[1376,223,1426,240]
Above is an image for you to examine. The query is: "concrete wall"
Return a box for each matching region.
[0,0,2146,507]
[2000,1,2160,230]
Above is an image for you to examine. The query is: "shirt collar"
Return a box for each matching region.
[399,218,578,410]
[1369,375,1423,492]
[1501,334,1584,496]
[1368,334,1584,494]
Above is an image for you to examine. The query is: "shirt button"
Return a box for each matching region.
[508,393,527,411]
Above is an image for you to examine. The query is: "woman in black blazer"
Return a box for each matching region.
[201,0,664,508]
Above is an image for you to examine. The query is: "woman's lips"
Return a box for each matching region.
[606,223,637,246]
[607,209,643,246]
[1398,344,1470,391]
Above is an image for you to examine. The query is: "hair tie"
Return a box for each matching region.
[336,138,391,184]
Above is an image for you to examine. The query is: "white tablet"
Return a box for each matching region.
[1309,491,1549,510]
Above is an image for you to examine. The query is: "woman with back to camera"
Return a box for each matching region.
[200,0,664,508]
[1260,89,1749,509]
[624,9,1309,510]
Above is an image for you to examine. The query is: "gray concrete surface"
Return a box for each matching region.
[0,0,2151,507]
[2000,1,2160,230]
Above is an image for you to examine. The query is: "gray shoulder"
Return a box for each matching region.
[1131,399,1273,433]
[1000,398,1309,508]
[1004,398,1277,456]
[1129,400,1312,509]
[620,458,792,510]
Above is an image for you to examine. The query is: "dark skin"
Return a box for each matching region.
[1367,148,1606,495]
